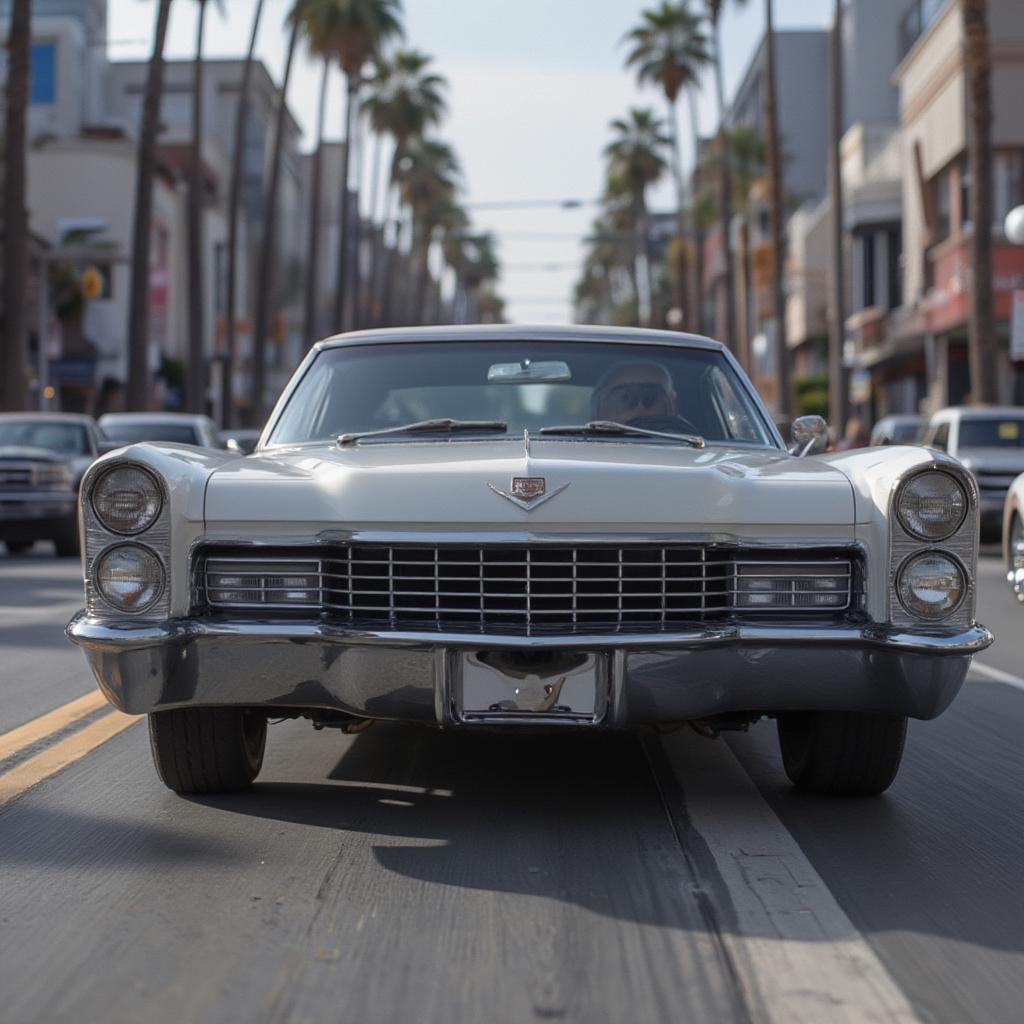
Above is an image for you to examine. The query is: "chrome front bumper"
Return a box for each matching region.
[66,614,993,725]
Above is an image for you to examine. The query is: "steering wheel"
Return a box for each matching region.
[626,413,701,435]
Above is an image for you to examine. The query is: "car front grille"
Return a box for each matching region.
[0,464,34,489]
[200,544,857,634]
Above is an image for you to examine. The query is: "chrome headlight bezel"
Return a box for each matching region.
[90,463,164,536]
[895,469,968,542]
[93,541,166,614]
[895,549,968,622]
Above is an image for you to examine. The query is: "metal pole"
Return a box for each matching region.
[37,257,50,410]
[828,0,849,431]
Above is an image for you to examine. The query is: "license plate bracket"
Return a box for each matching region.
[452,649,607,725]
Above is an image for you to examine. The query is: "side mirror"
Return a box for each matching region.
[791,415,829,456]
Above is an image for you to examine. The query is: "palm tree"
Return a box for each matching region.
[393,137,460,323]
[363,49,448,326]
[222,0,266,429]
[186,0,223,414]
[964,0,998,404]
[307,0,403,333]
[705,0,746,353]
[623,1,710,334]
[1,0,32,411]
[762,0,790,416]
[250,7,302,425]
[125,0,174,412]
[299,1,341,346]
[604,109,670,327]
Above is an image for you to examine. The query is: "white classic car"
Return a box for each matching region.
[67,325,992,797]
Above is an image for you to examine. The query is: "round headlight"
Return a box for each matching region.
[896,471,967,540]
[94,544,165,613]
[92,464,163,535]
[897,551,966,620]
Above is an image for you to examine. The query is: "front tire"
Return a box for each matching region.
[148,708,267,794]
[777,711,907,796]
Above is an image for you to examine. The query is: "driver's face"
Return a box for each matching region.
[593,368,675,422]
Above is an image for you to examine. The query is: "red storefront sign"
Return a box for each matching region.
[924,240,1024,334]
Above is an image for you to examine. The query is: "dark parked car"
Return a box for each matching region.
[870,415,924,446]
[98,413,223,449]
[0,413,107,556]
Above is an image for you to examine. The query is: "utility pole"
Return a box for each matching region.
[828,0,849,430]
[763,0,791,418]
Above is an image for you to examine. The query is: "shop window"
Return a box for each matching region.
[862,234,876,308]
[994,150,1024,228]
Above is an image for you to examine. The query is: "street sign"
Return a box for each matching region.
[1011,290,1024,362]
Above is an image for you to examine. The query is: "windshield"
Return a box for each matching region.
[0,420,89,455]
[958,418,1024,448]
[267,341,774,448]
[101,422,201,445]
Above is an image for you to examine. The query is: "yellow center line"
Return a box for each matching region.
[0,690,109,761]
[0,710,140,809]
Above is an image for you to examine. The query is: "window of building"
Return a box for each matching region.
[994,150,1024,228]
[934,171,951,241]
[30,42,56,105]
[862,233,876,308]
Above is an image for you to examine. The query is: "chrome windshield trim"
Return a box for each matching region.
[67,611,992,656]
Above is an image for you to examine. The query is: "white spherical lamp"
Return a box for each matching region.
[1005,205,1024,245]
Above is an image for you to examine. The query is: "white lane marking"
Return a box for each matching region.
[659,733,922,1024]
[969,660,1024,693]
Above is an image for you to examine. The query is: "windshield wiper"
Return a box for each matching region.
[337,418,509,446]
[538,420,705,448]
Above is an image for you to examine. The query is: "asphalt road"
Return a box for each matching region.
[1,544,1023,1024]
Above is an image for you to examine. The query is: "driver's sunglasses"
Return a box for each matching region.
[601,382,668,409]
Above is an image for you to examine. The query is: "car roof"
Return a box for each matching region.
[929,405,1024,421]
[0,412,97,425]
[98,413,213,425]
[314,323,726,353]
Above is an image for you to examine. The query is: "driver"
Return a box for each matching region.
[591,361,678,424]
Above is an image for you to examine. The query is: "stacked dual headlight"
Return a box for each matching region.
[894,471,969,621]
[90,465,166,614]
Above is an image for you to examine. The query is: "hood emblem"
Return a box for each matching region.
[489,476,569,511]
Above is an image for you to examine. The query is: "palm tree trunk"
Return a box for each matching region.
[687,86,706,338]
[763,0,791,417]
[371,148,399,327]
[125,0,173,413]
[251,18,300,426]
[221,0,264,430]
[665,95,689,332]
[827,0,848,430]
[332,74,357,332]
[303,59,330,346]
[186,0,208,414]
[1,0,32,411]
[359,129,385,328]
[965,0,998,404]
[712,16,737,353]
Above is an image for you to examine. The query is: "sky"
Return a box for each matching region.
[107,0,834,324]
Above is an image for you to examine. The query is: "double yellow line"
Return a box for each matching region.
[0,690,139,808]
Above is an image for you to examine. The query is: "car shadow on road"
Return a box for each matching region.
[187,723,738,935]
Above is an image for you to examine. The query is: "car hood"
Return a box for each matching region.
[0,445,72,464]
[955,448,1024,473]
[204,439,856,531]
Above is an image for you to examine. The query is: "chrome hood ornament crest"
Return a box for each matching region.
[488,476,569,511]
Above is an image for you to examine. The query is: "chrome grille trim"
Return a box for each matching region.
[202,545,857,633]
